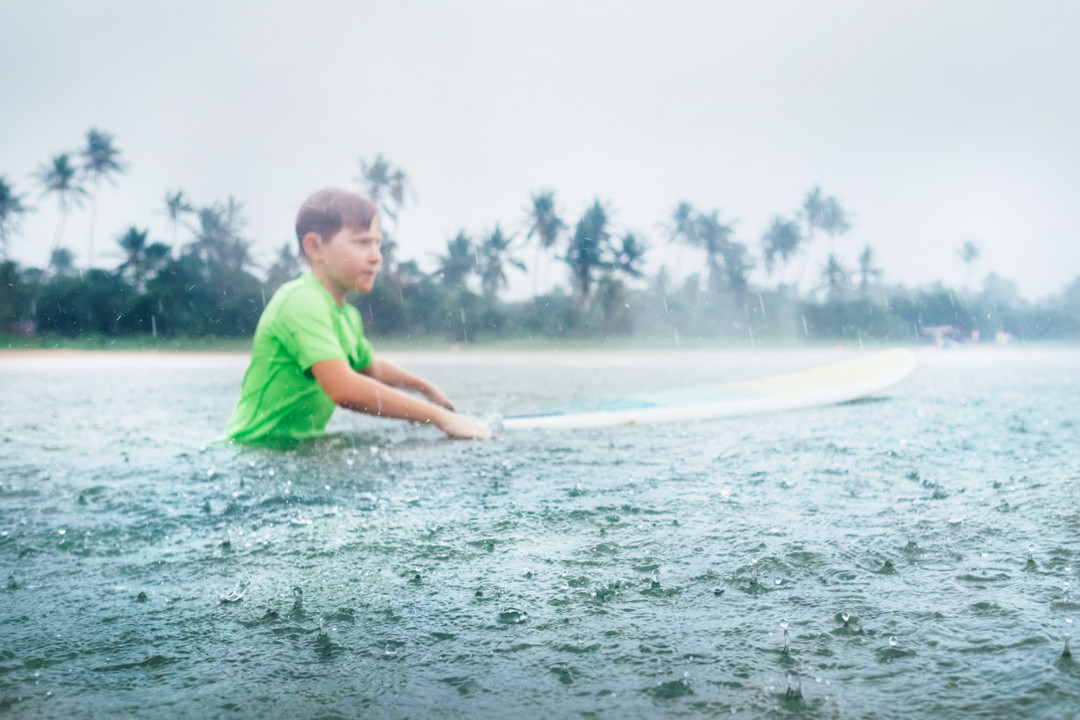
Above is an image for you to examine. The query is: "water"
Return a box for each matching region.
[2,347,1078,719]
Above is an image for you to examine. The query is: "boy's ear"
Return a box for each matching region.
[301,231,323,261]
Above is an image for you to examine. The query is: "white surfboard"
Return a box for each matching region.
[501,348,916,430]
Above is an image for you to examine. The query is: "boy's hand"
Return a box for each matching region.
[423,386,456,411]
[438,412,493,440]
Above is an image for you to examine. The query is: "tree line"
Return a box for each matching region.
[2,131,1078,345]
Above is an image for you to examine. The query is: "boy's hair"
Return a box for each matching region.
[295,188,378,257]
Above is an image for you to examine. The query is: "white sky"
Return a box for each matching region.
[2,0,1079,301]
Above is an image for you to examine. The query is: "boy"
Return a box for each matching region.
[225,188,492,443]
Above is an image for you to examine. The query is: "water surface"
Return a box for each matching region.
[2,347,1078,718]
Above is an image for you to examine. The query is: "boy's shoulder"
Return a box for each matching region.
[266,274,329,315]
[261,274,360,330]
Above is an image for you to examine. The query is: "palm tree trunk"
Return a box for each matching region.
[52,197,67,254]
[532,243,541,297]
[87,176,100,268]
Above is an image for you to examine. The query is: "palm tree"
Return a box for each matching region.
[669,201,697,245]
[387,168,411,222]
[265,242,302,295]
[525,191,566,295]
[35,153,87,255]
[857,245,883,295]
[356,154,409,222]
[434,231,476,290]
[189,197,251,272]
[164,190,195,249]
[49,247,76,276]
[693,210,737,296]
[719,240,754,306]
[760,216,803,287]
[802,185,851,253]
[819,254,850,301]
[478,225,523,301]
[116,226,169,291]
[612,232,647,280]
[957,240,980,289]
[0,176,31,260]
[81,128,126,268]
[668,201,697,278]
[565,200,612,308]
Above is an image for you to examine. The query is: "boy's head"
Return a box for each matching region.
[295,188,379,258]
[296,188,383,295]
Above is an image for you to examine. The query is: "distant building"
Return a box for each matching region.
[918,324,966,347]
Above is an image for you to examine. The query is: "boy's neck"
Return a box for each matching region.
[310,267,347,306]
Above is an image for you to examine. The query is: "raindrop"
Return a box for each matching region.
[1063,618,1073,658]
[784,673,803,701]
[220,578,248,604]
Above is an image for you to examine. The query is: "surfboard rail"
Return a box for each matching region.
[501,348,916,430]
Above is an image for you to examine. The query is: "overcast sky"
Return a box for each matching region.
[3,0,1079,301]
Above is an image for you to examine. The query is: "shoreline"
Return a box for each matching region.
[3,343,1078,367]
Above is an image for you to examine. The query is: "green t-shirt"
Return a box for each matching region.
[225,273,374,444]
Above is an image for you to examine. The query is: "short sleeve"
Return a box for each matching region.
[275,287,348,371]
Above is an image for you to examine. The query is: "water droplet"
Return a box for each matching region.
[774,577,782,586]
[889,636,898,647]
[779,618,789,630]
[841,612,850,624]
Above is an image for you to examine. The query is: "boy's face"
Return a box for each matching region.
[317,215,383,295]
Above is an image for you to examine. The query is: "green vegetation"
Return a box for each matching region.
[3,133,1079,349]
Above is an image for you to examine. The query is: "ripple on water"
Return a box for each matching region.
[3,350,1080,718]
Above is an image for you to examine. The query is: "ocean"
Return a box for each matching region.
[1,347,1078,719]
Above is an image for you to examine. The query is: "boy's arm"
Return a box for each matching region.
[310,359,490,439]
[361,357,455,410]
